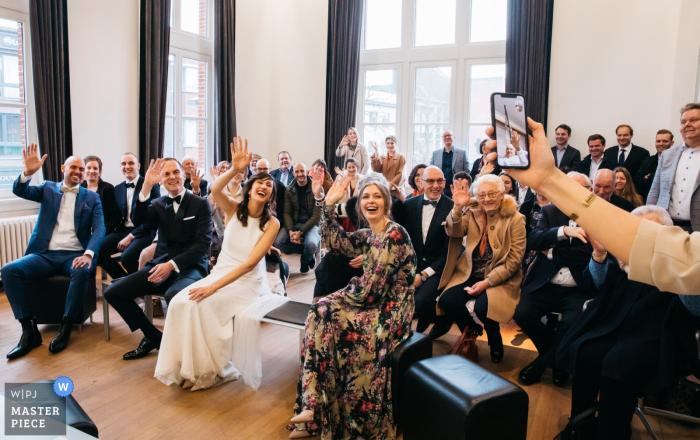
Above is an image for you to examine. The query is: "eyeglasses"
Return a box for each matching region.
[421,178,446,186]
[257,167,269,172]
[476,191,501,201]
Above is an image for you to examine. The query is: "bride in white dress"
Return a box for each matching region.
[155,138,285,391]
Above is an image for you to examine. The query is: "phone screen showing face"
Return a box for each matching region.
[491,93,530,169]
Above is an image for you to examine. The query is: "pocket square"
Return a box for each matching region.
[183,216,195,221]
[441,222,446,226]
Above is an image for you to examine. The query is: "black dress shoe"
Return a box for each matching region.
[123,337,161,360]
[552,367,570,387]
[49,317,74,354]
[7,318,42,360]
[490,348,504,363]
[428,318,453,339]
[519,359,547,385]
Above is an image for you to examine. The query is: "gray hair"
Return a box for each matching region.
[567,171,592,187]
[385,135,398,144]
[631,205,673,226]
[181,155,196,164]
[680,103,700,115]
[471,173,505,195]
[356,173,392,226]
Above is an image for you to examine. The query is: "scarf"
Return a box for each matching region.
[480,210,489,257]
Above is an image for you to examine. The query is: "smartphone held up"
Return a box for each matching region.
[490,92,530,169]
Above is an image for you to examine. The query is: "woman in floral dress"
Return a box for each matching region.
[289,171,416,439]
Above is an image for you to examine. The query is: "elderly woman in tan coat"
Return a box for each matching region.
[430,174,526,363]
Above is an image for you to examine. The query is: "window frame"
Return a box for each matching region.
[0,5,38,208]
[356,63,403,155]
[357,0,506,171]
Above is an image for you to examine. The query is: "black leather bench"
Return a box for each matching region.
[404,355,528,440]
[26,274,97,333]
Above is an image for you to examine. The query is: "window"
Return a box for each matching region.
[358,0,506,169]
[166,0,212,175]
[0,12,36,191]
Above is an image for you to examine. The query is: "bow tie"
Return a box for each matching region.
[61,185,79,194]
[422,199,438,208]
[166,195,182,205]
[125,182,135,188]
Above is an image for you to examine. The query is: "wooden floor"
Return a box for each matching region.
[1,259,698,440]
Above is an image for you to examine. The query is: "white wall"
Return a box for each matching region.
[68,0,139,185]
[235,0,328,170]
[547,0,700,154]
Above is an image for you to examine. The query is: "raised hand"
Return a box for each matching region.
[370,141,379,156]
[311,166,325,199]
[450,179,471,210]
[209,165,220,181]
[191,168,204,192]
[479,161,495,176]
[511,131,521,151]
[325,175,351,206]
[340,135,350,147]
[22,143,47,177]
[230,136,251,173]
[144,159,165,187]
[334,166,346,177]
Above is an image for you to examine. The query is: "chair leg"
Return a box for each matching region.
[90,313,94,323]
[103,295,110,341]
[635,402,660,440]
[144,295,153,323]
[78,324,82,334]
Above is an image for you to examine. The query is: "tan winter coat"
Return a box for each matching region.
[437,195,526,323]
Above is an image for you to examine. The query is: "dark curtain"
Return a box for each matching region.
[324,0,364,174]
[29,0,73,182]
[505,0,555,132]
[139,0,171,168]
[213,0,236,163]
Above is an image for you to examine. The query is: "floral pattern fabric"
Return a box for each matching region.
[292,205,416,440]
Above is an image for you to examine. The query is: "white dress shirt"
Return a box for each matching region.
[617,144,632,165]
[20,173,93,257]
[517,185,529,206]
[420,196,440,278]
[588,155,605,180]
[165,188,188,272]
[546,221,578,287]
[668,144,700,220]
[555,146,567,167]
[124,176,138,228]
[280,169,291,186]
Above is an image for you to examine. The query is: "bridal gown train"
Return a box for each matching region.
[155,214,288,391]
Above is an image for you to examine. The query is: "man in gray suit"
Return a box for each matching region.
[647,103,700,232]
[430,130,469,197]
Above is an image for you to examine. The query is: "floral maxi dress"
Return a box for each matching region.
[292,205,416,440]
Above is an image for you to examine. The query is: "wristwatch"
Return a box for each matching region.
[420,272,427,282]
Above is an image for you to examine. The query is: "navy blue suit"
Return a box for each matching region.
[1,175,105,319]
[97,176,160,278]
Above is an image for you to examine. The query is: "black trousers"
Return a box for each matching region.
[439,276,503,349]
[103,264,200,340]
[413,275,443,324]
[513,283,591,367]
[98,228,154,279]
[571,336,638,440]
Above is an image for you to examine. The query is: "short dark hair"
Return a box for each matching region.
[656,129,674,141]
[84,155,103,173]
[587,134,606,145]
[278,150,292,160]
[478,138,488,154]
[312,158,327,171]
[408,163,427,191]
[344,158,358,168]
[680,103,700,114]
[454,171,472,185]
[164,157,185,173]
[615,124,633,136]
[555,124,572,136]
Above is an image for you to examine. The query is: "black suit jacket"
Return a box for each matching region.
[605,144,650,177]
[269,168,292,186]
[518,188,538,236]
[609,194,634,212]
[551,145,581,170]
[272,179,286,221]
[113,176,161,231]
[522,204,593,295]
[81,179,121,235]
[184,177,209,196]
[633,154,660,201]
[132,191,212,280]
[404,195,454,274]
[469,158,501,181]
[573,153,616,177]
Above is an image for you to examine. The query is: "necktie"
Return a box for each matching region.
[422,199,437,208]
[61,186,79,194]
[166,195,182,205]
[125,182,135,189]
[479,211,489,257]
[618,150,626,166]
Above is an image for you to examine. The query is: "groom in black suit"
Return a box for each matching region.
[405,166,455,334]
[104,158,212,360]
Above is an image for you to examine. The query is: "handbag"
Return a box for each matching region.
[554,407,598,440]
[448,327,479,362]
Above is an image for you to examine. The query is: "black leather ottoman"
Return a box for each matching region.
[404,355,528,440]
[26,274,97,326]
[391,332,433,429]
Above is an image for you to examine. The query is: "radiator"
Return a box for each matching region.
[0,215,38,280]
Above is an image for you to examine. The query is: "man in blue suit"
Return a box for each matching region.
[2,145,105,359]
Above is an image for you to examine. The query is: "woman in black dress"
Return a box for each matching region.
[82,155,120,235]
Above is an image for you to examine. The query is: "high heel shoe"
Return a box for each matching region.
[289,429,311,438]
[290,409,314,424]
